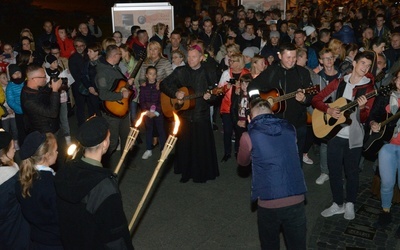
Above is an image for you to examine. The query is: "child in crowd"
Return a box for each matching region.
[44,54,72,145]
[0,130,30,249]
[0,72,19,149]
[5,64,26,145]
[139,66,166,159]
[171,50,185,70]
[232,73,252,158]
[15,131,63,249]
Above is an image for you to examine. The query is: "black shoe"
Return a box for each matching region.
[373,211,392,229]
[221,154,231,162]
[212,123,219,131]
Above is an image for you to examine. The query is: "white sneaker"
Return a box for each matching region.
[303,154,314,164]
[142,150,152,160]
[344,202,355,220]
[321,202,345,217]
[316,173,329,185]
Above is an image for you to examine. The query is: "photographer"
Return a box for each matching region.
[21,64,62,134]
[44,54,73,145]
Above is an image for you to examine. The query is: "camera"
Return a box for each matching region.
[50,76,68,86]
[228,78,236,84]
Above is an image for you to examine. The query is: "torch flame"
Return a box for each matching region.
[135,111,148,127]
[67,144,77,156]
[172,112,180,135]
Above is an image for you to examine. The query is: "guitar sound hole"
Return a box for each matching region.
[174,103,183,110]
[328,117,337,126]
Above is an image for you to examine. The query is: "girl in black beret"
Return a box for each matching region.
[15,131,63,249]
[0,130,31,249]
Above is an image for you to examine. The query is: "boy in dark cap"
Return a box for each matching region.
[54,116,134,249]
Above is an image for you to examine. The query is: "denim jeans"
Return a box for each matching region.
[379,143,400,209]
[327,136,362,205]
[320,143,329,174]
[257,202,306,250]
[144,114,166,151]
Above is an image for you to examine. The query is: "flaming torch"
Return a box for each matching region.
[114,111,147,175]
[129,112,180,232]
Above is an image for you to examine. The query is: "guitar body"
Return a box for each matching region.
[312,97,351,139]
[103,79,135,118]
[363,113,396,161]
[160,87,196,118]
[259,88,286,113]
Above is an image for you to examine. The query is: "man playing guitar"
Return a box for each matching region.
[95,45,134,168]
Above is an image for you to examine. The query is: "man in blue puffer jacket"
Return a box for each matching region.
[237,97,307,250]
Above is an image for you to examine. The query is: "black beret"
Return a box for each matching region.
[20,131,46,160]
[0,129,12,150]
[77,116,109,147]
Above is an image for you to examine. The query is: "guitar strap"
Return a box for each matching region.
[113,65,128,80]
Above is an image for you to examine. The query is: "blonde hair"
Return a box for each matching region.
[153,23,166,35]
[226,44,240,54]
[101,37,116,51]
[19,133,56,198]
[328,39,345,61]
[146,41,165,62]
[230,53,245,69]
[20,28,35,51]
[250,55,265,75]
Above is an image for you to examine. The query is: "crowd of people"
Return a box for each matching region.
[1,0,400,248]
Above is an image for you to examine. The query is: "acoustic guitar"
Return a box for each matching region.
[161,86,223,118]
[312,85,392,139]
[363,110,400,161]
[102,54,145,118]
[259,85,320,113]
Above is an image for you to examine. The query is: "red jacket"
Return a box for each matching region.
[312,73,375,124]
[55,26,75,59]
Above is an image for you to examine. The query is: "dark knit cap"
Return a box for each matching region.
[77,116,109,147]
[8,64,21,76]
[0,129,12,150]
[45,54,57,68]
[20,131,46,160]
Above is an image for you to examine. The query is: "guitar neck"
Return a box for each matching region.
[130,57,144,79]
[273,90,299,103]
[183,92,205,101]
[339,90,377,112]
[381,111,400,127]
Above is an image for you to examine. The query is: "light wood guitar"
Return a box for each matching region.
[312,85,392,139]
[259,85,320,113]
[161,86,223,118]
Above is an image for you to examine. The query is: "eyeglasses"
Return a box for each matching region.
[321,56,334,61]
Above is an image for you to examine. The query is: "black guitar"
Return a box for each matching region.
[363,110,400,161]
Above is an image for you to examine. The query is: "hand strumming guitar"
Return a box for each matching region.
[175,90,185,104]
[327,107,341,119]
[121,89,130,98]
[203,92,211,100]
[369,121,381,133]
